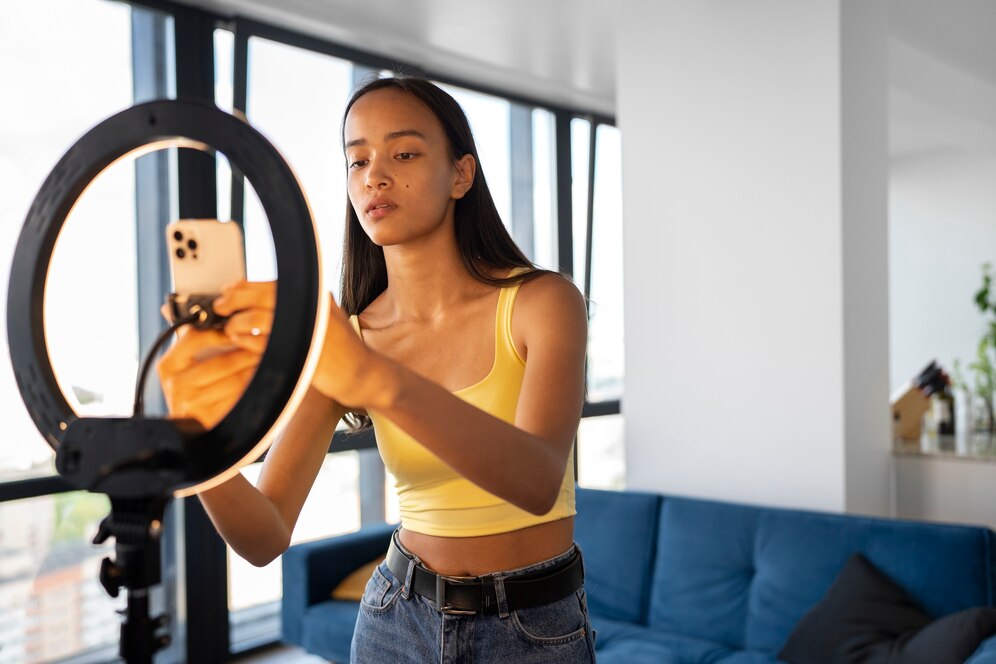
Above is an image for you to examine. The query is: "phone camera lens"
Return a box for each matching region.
[173,231,183,242]
[187,239,198,250]
[176,248,186,259]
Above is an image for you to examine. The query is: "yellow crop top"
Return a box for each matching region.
[347,271,576,537]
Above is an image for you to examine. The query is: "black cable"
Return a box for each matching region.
[133,312,200,417]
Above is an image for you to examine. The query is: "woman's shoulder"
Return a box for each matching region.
[511,269,587,338]
[513,269,583,302]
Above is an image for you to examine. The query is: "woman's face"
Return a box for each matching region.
[343,88,474,248]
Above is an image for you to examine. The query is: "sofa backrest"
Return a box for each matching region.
[647,496,996,654]
[575,487,662,624]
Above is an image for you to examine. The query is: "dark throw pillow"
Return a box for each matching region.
[778,553,996,664]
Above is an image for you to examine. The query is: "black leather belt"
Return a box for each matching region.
[386,533,584,615]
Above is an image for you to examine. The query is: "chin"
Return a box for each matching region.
[365,229,415,248]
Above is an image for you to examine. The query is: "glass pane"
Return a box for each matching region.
[214,28,235,223]
[577,415,625,490]
[0,0,135,482]
[227,452,361,613]
[571,118,591,286]
[588,124,624,401]
[44,147,140,415]
[242,36,352,293]
[0,491,125,663]
[531,109,558,271]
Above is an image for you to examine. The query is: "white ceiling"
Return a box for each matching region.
[179,0,618,116]
[889,0,996,159]
[178,0,996,157]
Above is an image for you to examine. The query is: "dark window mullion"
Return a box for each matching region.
[230,19,248,227]
[171,5,230,663]
[583,119,597,304]
[0,475,75,502]
[555,111,573,278]
[131,9,188,664]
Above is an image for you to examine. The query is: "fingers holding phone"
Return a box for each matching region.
[214,281,276,354]
[156,326,259,428]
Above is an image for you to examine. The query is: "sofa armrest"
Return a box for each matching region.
[281,523,396,645]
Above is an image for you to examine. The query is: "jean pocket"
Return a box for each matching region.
[510,590,587,646]
[359,563,401,613]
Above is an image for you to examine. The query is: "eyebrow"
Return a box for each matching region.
[344,129,427,149]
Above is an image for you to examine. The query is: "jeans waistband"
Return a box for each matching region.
[386,529,584,615]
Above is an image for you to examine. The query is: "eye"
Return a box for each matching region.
[349,159,368,169]
[396,152,417,161]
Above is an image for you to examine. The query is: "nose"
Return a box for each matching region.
[364,154,391,190]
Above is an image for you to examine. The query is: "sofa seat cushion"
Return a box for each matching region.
[591,613,733,664]
[300,600,359,663]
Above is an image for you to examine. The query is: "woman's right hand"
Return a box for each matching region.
[157,282,274,429]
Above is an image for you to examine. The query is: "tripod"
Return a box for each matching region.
[93,496,172,663]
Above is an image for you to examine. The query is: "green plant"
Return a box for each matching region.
[963,263,996,433]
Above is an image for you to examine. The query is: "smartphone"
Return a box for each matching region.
[166,219,247,358]
[167,219,246,305]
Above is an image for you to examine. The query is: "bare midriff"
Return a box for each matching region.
[398,515,575,577]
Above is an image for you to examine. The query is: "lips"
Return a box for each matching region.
[365,197,397,216]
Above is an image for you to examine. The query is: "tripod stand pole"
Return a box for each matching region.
[95,496,172,663]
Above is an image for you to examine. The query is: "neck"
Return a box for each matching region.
[380,219,486,322]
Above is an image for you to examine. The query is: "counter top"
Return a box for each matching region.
[893,433,996,463]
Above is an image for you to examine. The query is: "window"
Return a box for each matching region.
[242,36,353,286]
[0,492,124,663]
[0,2,149,661]
[576,121,625,489]
[530,109,559,271]
[1,3,626,659]
[588,124,624,402]
[438,84,512,228]
[0,0,137,484]
[223,34,363,639]
[571,118,592,287]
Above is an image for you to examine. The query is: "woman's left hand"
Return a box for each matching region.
[310,294,393,410]
[214,282,390,409]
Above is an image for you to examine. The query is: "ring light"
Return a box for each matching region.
[7,98,329,498]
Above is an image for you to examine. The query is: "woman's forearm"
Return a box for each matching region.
[372,359,579,515]
[198,386,346,566]
[198,472,290,567]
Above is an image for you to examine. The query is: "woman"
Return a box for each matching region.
[157,77,592,663]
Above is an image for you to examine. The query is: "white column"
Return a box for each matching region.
[618,0,890,514]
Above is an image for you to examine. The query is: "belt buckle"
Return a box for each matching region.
[435,574,479,616]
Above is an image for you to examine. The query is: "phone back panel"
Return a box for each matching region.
[167,220,247,296]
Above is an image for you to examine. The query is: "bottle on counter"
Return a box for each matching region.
[916,362,955,439]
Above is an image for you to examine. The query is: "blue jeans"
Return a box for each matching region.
[350,536,597,663]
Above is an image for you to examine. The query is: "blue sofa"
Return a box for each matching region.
[282,487,996,662]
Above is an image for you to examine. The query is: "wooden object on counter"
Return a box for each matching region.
[891,382,930,441]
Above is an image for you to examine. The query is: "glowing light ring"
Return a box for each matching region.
[7,99,328,496]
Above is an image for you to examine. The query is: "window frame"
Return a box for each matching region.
[0,1,621,660]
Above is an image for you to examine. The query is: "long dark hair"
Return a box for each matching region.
[339,76,544,316]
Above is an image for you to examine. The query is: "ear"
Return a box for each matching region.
[451,153,476,200]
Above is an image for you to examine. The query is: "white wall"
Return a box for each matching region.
[618,0,890,514]
[889,151,996,393]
